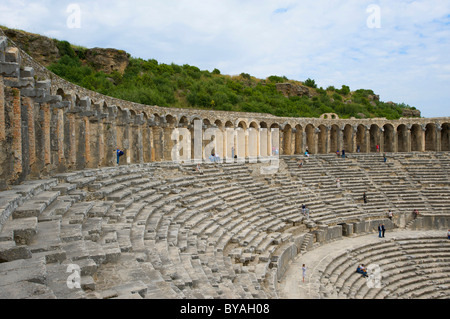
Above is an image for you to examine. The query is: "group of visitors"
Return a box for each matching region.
[378,224,386,238]
[209,153,221,163]
[356,264,368,278]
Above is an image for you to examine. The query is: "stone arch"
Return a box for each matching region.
[237,121,248,130]
[317,125,328,154]
[356,125,367,153]
[165,114,176,125]
[203,118,212,127]
[442,123,450,151]
[330,125,340,154]
[270,122,280,129]
[249,121,259,129]
[179,116,189,127]
[305,124,316,154]
[343,124,353,153]
[294,124,303,155]
[152,113,164,161]
[369,124,380,152]
[189,115,202,125]
[397,124,408,152]
[411,124,423,152]
[225,120,234,128]
[142,112,152,163]
[260,121,268,129]
[214,119,223,129]
[425,123,437,151]
[56,88,65,98]
[320,113,339,120]
[383,124,395,153]
[283,124,293,155]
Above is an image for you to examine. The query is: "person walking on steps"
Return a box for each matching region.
[378,224,382,238]
[302,264,306,283]
[363,192,367,204]
[382,224,386,238]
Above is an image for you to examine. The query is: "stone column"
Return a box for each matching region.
[57,108,65,164]
[135,114,144,164]
[364,126,370,153]
[67,113,76,165]
[419,124,426,152]
[84,117,91,167]
[436,124,442,152]
[12,88,22,176]
[302,130,307,154]
[0,77,5,141]
[42,102,51,166]
[149,124,155,162]
[325,126,330,154]
[98,121,105,167]
[393,129,398,153]
[352,126,358,153]
[153,125,163,162]
[379,127,384,153]
[142,120,151,163]
[290,128,296,156]
[105,107,118,166]
[23,97,36,166]
[313,128,320,154]
[338,127,344,153]
[126,122,132,164]
[406,125,412,152]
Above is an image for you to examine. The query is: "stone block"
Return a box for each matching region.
[0,62,19,77]
[0,281,56,299]
[0,257,47,286]
[0,37,7,61]
[81,275,96,291]
[7,217,38,245]
[20,66,35,78]
[12,201,47,219]
[35,79,51,90]
[5,47,20,64]
[0,241,32,262]
[114,281,148,298]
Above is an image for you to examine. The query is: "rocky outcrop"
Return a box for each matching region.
[1,28,60,66]
[1,27,129,75]
[85,48,129,75]
[276,83,312,98]
[402,109,421,118]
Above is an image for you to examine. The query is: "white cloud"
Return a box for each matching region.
[0,0,449,117]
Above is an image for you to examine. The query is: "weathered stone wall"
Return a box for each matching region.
[0,33,449,189]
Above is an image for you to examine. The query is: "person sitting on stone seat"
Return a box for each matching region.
[356,264,363,274]
[356,264,368,278]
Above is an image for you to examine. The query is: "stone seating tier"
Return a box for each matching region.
[0,152,449,299]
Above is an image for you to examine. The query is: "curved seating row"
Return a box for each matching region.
[0,152,449,299]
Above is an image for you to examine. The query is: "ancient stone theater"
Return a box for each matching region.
[0,32,449,299]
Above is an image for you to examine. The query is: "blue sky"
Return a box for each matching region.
[1,0,449,118]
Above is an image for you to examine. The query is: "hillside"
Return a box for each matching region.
[1,26,421,119]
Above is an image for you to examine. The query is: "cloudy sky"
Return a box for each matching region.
[1,0,449,118]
